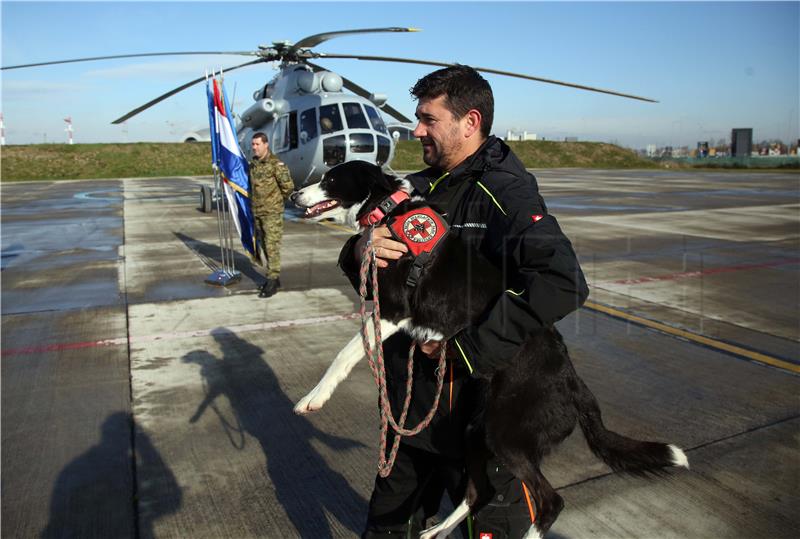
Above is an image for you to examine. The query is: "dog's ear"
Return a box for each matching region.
[376,169,398,192]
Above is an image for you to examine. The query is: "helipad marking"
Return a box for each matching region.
[584,301,800,374]
[1,312,359,357]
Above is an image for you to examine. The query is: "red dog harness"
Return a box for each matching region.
[387,206,449,287]
[359,190,449,287]
[358,191,410,227]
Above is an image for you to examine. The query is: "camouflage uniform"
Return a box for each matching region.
[250,154,294,279]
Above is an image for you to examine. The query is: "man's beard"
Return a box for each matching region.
[422,126,462,170]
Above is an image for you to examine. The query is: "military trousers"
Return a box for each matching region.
[254,212,284,279]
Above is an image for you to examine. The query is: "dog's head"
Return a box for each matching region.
[292,160,407,228]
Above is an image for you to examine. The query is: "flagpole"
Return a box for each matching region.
[205,72,240,286]
[220,66,234,277]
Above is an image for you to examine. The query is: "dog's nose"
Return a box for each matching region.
[289,191,299,203]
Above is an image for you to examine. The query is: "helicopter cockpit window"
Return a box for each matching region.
[365,106,388,134]
[343,102,369,129]
[349,133,374,153]
[323,135,346,166]
[376,136,391,166]
[300,107,318,143]
[319,104,343,134]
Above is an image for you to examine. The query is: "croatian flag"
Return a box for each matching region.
[207,77,256,257]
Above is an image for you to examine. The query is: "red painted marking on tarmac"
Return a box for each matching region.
[1,312,360,358]
[610,258,800,286]
[1,338,127,356]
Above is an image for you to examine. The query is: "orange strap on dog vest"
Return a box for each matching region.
[521,482,537,523]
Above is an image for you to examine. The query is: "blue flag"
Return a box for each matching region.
[209,78,256,257]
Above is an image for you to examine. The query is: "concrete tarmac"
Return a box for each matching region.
[2,169,798,538]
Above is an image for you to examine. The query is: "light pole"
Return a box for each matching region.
[64,116,73,144]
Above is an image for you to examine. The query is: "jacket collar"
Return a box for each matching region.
[407,136,505,195]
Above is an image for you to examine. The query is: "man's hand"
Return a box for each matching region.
[419,340,443,359]
[420,340,456,359]
[355,225,407,268]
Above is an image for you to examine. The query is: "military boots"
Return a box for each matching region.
[259,277,281,298]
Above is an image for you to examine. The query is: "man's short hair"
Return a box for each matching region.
[252,132,268,143]
[410,65,494,138]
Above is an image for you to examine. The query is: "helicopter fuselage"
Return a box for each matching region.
[237,64,397,187]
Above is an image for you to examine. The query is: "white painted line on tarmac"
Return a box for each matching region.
[2,312,359,357]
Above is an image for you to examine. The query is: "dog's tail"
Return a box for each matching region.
[575,376,689,475]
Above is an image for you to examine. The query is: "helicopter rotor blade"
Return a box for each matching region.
[317,54,658,103]
[341,78,413,124]
[111,58,264,124]
[1,51,258,71]
[306,61,413,123]
[291,27,419,54]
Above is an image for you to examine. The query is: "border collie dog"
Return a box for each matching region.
[292,160,688,539]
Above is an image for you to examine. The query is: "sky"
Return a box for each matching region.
[1,1,798,149]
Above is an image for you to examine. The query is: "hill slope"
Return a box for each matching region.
[1,140,658,181]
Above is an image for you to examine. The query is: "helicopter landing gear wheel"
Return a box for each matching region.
[200,185,212,213]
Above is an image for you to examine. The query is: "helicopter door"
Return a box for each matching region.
[272,111,299,154]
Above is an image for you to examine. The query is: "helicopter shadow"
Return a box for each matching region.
[183,328,367,537]
[41,412,182,539]
[174,231,265,285]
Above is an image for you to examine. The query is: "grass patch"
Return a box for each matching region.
[1,143,213,181]
[391,140,659,170]
[6,140,792,182]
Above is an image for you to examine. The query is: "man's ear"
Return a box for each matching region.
[463,109,482,138]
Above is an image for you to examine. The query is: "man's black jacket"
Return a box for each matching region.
[338,136,589,456]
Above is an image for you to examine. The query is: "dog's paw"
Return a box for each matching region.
[293,384,331,415]
[419,523,447,539]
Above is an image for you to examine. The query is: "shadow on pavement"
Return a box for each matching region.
[41,412,181,539]
[184,327,367,538]
[174,231,264,285]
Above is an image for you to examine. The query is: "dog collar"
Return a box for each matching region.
[387,207,449,287]
[358,191,410,227]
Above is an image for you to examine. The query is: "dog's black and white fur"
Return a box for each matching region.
[292,160,688,539]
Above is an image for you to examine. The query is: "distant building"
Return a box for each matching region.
[646,144,657,157]
[505,130,538,141]
[731,128,753,157]
[564,136,578,142]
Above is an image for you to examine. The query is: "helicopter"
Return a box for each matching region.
[2,27,656,190]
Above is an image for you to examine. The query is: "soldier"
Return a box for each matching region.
[249,132,294,298]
